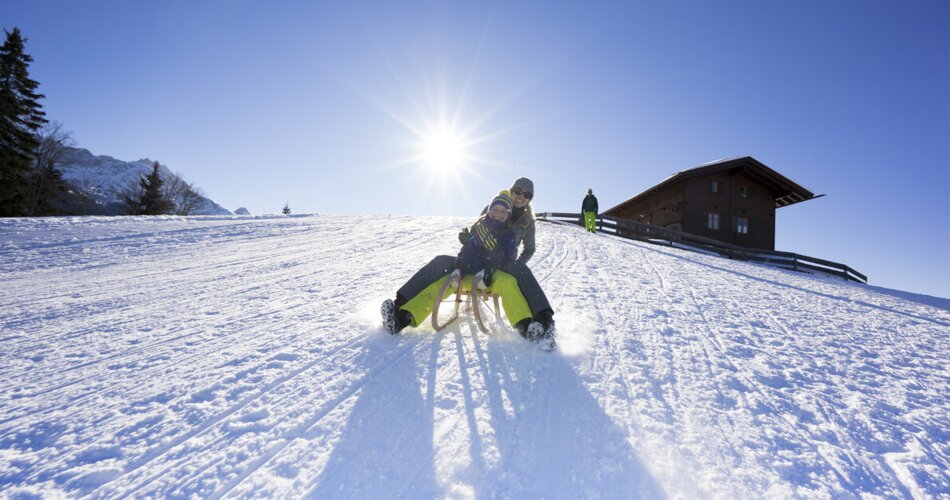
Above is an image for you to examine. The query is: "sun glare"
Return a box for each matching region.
[421,127,467,170]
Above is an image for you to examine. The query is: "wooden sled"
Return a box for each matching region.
[431,269,502,333]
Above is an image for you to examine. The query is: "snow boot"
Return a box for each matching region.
[526,321,544,341]
[381,299,412,335]
[535,309,557,351]
[537,324,557,351]
[515,318,532,338]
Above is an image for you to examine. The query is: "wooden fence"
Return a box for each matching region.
[538,212,867,284]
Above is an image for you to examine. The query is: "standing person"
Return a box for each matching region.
[383,177,557,341]
[582,188,599,233]
[381,190,533,334]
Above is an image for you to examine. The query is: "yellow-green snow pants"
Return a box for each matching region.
[400,270,532,328]
[584,211,597,232]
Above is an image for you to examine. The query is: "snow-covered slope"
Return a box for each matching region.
[56,147,232,215]
[0,215,947,498]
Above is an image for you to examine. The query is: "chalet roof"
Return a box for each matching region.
[604,156,817,215]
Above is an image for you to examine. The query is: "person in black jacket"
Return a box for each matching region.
[582,188,598,233]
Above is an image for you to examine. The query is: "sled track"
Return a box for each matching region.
[533,226,575,286]
[2,226,445,394]
[4,216,948,498]
[2,221,440,337]
[97,333,416,498]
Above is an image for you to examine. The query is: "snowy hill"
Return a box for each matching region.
[56,147,232,215]
[0,215,947,498]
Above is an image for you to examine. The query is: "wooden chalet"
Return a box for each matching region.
[603,157,818,251]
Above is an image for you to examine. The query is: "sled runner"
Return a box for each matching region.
[431,269,501,333]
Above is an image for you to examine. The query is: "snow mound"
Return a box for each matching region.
[0,215,946,497]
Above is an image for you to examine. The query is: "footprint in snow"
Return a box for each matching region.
[270,352,301,362]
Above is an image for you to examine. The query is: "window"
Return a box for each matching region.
[707,212,720,230]
[738,185,749,198]
[736,216,749,234]
[710,181,720,193]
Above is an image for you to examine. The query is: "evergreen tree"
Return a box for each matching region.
[282,203,291,215]
[120,180,145,215]
[0,27,47,216]
[140,161,172,215]
[26,159,64,215]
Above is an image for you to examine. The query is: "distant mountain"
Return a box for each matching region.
[234,207,251,215]
[55,147,232,215]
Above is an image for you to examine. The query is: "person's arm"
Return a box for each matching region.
[485,233,517,285]
[517,222,535,264]
[456,236,478,274]
[504,233,518,262]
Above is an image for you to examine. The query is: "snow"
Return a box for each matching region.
[1,214,947,498]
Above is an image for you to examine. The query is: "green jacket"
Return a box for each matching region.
[582,194,598,213]
[510,205,536,264]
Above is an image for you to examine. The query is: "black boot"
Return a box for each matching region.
[535,309,556,339]
[395,309,413,332]
[515,318,532,338]
[536,309,554,328]
[382,299,414,335]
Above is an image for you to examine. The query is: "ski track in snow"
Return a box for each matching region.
[1,214,948,498]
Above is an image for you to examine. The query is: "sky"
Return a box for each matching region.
[3,0,948,298]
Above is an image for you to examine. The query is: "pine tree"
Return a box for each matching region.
[282,203,291,215]
[0,27,47,216]
[26,159,64,215]
[140,161,172,215]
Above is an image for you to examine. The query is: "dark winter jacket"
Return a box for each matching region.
[479,203,536,264]
[457,217,517,281]
[582,194,598,214]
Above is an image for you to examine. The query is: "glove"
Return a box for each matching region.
[457,227,470,245]
[472,221,498,250]
[482,267,494,287]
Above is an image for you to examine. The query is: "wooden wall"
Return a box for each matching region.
[610,171,779,251]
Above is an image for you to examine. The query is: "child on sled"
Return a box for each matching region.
[381,190,539,338]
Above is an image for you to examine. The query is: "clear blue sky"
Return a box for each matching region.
[4,0,948,298]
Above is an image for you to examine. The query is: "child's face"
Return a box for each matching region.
[488,204,509,223]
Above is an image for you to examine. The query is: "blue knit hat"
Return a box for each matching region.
[490,190,513,213]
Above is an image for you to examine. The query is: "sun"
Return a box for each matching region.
[421,126,468,171]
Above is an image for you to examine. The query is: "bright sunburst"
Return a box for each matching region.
[421,126,468,171]
[363,43,545,208]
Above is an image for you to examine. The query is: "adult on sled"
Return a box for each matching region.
[381,177,556,341]
[381,190,533,334]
